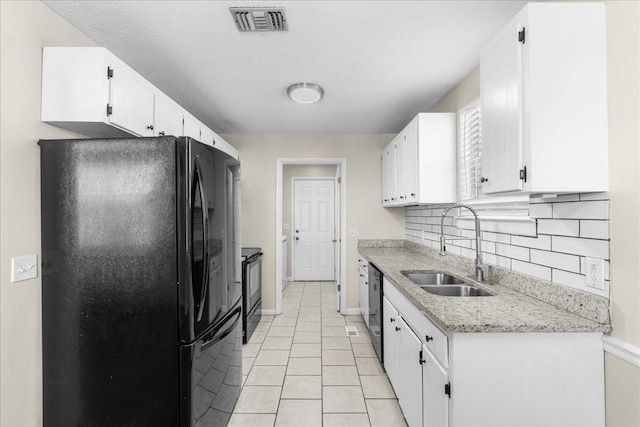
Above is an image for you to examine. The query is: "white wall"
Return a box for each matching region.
[0,2,97,425]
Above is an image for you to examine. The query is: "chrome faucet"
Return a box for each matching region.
[439,203,488,282]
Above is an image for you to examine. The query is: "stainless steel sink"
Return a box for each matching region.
[403,272,464,285]
[421,285,492,297]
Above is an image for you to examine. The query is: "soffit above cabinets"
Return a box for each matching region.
[43,1,528,134]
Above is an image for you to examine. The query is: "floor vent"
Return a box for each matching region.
[230,7,287,32]
[345,326,359,337]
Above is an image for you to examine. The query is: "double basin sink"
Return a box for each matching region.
[402,272,492,297]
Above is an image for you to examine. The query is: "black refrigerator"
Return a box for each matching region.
[40,136,242,426]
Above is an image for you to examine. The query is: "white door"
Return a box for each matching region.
[398,316,423,427]
[293,179,335,281]
[423,345,449,427]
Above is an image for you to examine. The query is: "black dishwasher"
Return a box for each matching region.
[368,263,383,363]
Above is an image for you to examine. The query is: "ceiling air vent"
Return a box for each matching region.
[230,7,287,32]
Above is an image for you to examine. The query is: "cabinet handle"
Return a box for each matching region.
[395,326,401,331]
[359,274,363,278]
[425,335,434,342]
[419,358,426,365]
[158,131,166,136]
[390,318,395,323]
[480,177,489,183]
[295,237,299,241]
[399,196,405,200]
[147,125,154,130]
[411,193,416,197]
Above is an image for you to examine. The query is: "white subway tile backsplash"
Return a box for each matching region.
[552,236,609,259]
[511,260,552,281]
[481,241,496,254]
[495,243,530,261]
[460,247,477,259]
[404,193,610,298]
[482,232,511,244]
[530,249,581,273]
[580,220,609,239]
[537,219,579,237]
[511,235,551,250]
[552,269,587,291]
[529,203,553,218]
[552,201,609,220]
[483,253,512,269]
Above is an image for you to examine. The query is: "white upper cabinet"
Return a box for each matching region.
[41,47,239,159]
[382,113,456,207]
[153,93,184,137]
[480,3,608,195]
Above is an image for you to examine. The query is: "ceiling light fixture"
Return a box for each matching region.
[287,83,324,104]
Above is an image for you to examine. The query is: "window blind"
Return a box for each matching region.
[458,99,482,201]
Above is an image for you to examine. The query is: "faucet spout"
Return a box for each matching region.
[439,203,488,282]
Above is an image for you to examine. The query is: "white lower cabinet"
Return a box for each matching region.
[397,316,423,427]
[383,278,604,427]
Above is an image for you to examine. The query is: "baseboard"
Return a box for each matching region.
[261,309,277,316]
[342,308,362,316]
[603,335,640,367]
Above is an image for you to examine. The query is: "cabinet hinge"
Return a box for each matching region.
[445,382,451,398]
[107,66,114,79]
[106,104,113,116]
[337,177,341,184]
[518,27,526,44]
[519,166,527,182]
[419,350,425,365]
[337,283,341,291]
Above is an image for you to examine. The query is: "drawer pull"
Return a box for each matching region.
[425,335,434,342]
[390,318,396,323]
[395,326,401,331]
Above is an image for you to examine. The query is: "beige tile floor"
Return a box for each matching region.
[229,281,408,427]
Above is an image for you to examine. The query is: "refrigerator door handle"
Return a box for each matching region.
[201,305,241,351]
[194,155,210,322]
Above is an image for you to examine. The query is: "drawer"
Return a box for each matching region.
[383,278,422,335]
[420,314,448,367]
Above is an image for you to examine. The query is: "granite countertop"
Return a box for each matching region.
[359,245,611,334]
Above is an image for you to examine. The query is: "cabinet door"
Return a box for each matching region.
[480,14,524,194]
[383,143,396,206]
[422,345,449,427]
[154,94,183,137]
[397,316,423,427]
[395,134,406,204]
[108,56,155,137]
[382,297,399,390]
[404,118,419,204]
[183,113,201,140]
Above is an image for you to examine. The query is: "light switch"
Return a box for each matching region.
[349,228,359,238]
[11,255,38,283]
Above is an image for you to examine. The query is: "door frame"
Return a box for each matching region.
[291,176,337,282]
[275,158,347,315]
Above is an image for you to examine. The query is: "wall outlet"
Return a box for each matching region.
[585,257,605,291]
[11,255,38,283]
[349,228,359,238]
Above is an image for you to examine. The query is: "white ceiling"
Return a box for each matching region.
[43,1,528,134]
